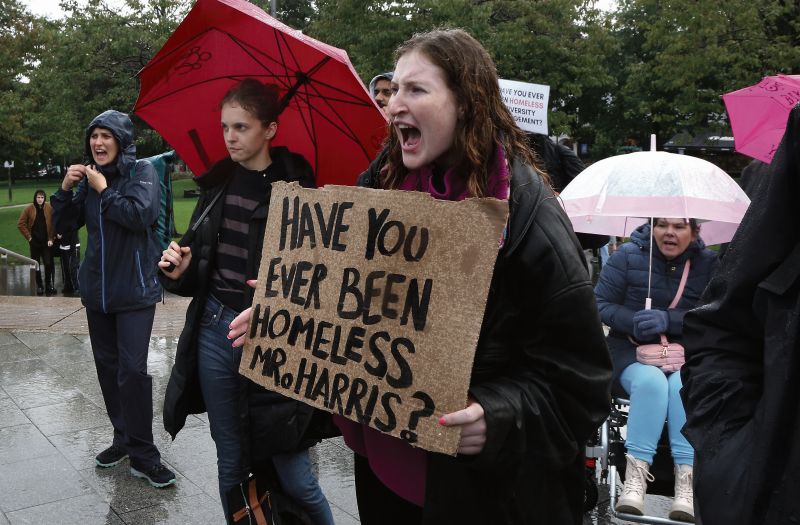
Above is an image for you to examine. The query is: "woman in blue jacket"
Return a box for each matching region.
[51,110,175,488]
[595,218,717,522]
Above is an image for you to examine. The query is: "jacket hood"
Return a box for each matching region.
[368,72,393,95]
[33,190,46,207]
[630,222,706,258]
[85,110,136,176]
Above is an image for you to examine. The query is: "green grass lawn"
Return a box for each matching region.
[1,179,64,206]
[1,177,200,261]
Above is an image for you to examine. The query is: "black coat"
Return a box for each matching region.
[681,104,800,525]
[358,155,613,524]
[161,148,322,464]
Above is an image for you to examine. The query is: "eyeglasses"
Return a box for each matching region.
[374,89,392,98]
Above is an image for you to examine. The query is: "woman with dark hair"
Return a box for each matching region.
[228,28,613,525]
[160,78,333,525]
[594,218,718,522]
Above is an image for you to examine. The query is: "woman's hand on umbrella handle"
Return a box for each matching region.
[158,241,191,279]
[228,280,258,347]
[439,397,487,455]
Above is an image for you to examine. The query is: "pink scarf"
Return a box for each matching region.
[335,144,511,506]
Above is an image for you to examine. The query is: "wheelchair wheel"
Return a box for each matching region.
[584,467,599,512]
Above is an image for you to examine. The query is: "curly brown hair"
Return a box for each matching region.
[380,29,543,197]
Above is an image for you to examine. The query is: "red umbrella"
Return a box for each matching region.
[722,74,800,164]
[133,0,387,186]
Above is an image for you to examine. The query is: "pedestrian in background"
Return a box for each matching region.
[51,110,175,488]
[56,225,81,296]
[17,189,56,296]
[368,71,393,116]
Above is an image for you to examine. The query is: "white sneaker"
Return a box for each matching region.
[669,463,695,522]
[615,454,653,515]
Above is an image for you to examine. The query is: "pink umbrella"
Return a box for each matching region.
[723,74,800,164]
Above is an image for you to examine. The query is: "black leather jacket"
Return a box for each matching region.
[358,154,613,524]
[161,149,321,462]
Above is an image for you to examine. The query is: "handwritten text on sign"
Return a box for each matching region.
[240,183,508,455]
[499,78,550,135]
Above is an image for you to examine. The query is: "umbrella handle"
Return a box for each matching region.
[163,228,198,273]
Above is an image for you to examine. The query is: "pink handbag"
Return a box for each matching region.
[635,336,685,373]
[631,260,690,373]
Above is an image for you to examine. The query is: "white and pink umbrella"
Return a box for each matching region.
[560,149,750,307]
[560,150,750,246]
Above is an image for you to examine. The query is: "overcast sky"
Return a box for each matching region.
[21,0,127,19]
[23,0,618,19]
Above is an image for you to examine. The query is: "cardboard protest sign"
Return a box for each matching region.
[240,182,508,455]
[499,78,550,134]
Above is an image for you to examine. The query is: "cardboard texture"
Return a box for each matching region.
[240,182,509,455]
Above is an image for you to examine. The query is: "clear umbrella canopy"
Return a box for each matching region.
[560,151,750,246]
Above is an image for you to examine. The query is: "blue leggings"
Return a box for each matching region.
[620,362,694,465]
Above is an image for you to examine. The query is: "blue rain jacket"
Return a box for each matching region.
[52,110,162,313]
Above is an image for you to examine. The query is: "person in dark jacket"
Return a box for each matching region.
[230,29,612,525]
[526,132,610,253]
[51,110,175,487]
[680,104,800,525]
[56,225,81,295]
[594,219,718,521]
[17,189,56,295]
[368,71,394,116]
[526,132,583,194]
[159,79,333,525]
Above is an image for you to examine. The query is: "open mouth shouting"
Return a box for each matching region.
[397,123,421,152]
[93,149,110,164]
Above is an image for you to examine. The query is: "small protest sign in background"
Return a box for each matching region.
[240,182,508,455]
[499,78,550,135]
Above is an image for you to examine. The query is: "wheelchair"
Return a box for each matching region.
[584,394,692,524]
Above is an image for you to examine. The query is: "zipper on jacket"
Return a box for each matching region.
[135,250,146,292]
[99,203,107,313]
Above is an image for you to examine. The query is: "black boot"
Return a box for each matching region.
[45,265,56,296]
[35,270,44,296]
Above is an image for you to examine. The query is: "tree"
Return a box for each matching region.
[22,0,190,168]
[600,0,800,155]
[0,0,43,169]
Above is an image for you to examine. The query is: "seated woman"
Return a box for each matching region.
[594,218,718,522]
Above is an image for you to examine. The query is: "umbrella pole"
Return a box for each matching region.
[646,217,653,310]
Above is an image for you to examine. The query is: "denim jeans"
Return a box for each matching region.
[620,362,694,465]
[197,294,334,525]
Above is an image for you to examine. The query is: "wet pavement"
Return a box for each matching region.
[0,261,677,524]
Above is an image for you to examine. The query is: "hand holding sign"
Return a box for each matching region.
[240,182,508,455]
[439,397,487,455]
